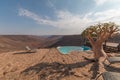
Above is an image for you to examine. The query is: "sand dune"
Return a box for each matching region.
[0,48,120,80]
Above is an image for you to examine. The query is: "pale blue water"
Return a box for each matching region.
[57,46,91,54]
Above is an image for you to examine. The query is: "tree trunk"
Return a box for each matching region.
[91,43,108,74]
[92,43,108,61]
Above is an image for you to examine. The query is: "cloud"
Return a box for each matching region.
[94,0,120,5]
[94,0,108,5]
[18,8,90,32]
[18,8,55,25]
[18,8,120,35]
[93,9,120,24]
[47,0,56,10]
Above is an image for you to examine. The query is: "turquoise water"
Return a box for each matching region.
[57,46,91,54]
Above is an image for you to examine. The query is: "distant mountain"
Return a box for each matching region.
[0,33,119,53]
[50,33,120,47]
[108,33,120,43]
[50,35,85,47]
[0,35,61,53]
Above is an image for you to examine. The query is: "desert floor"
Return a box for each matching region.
[0,48,120,80]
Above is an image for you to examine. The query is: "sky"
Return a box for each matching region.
[0,0,120,35]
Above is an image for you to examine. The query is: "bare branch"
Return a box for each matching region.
[82,22,120,47]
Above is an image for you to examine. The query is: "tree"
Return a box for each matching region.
[82,22,120,62]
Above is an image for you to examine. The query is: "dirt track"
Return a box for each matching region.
[0,48,120,80]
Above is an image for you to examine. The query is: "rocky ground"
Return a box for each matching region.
[0,48,120,80]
